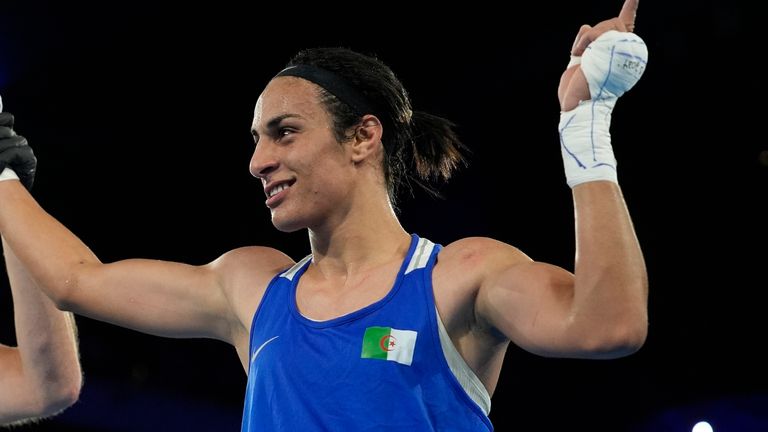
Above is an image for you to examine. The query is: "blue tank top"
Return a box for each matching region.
[241,234,493,431]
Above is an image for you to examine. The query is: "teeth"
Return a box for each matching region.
[269,183,288,198]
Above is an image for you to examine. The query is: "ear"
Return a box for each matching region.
[350,114,383,164]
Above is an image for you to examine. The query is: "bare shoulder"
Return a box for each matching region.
[207,246,296,327]
[433,237,533,326]
[209,246,296,289]
[202,246,295,364]
[439,237,532,276]
[436,237,576,351]
[441,237,573,294]
[211,245,295,271]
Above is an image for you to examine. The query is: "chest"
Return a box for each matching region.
[295,266,400,321]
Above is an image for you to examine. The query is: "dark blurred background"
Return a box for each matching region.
[1,1,763,431]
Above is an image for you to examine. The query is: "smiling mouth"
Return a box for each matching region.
[265,179,296,198]
[268,183,289,198]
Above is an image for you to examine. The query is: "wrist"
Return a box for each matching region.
[0,167,19,182]
[559,101,617,188]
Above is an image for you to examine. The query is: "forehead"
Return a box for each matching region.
[252,77,326,128]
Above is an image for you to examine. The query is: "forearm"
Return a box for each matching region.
[0,239,82,424]
[0,180,100,305]
[557,20,648,354]
[570,181,648,350]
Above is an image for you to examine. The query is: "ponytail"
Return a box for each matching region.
[408,111,467,183]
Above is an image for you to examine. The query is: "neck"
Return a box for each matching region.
[307,196,410,277]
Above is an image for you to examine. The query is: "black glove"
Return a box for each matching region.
[0,112,37,190]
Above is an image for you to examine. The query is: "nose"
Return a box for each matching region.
[249,143,279,179]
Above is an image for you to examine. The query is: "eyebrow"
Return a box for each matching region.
[251,113,304,138]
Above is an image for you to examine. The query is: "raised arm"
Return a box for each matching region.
[0,238,82,426]
[0,112,293,362]
[474,0,648,359]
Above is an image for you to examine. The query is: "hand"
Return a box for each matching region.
[558,0,640,111]
[0,112,37,190]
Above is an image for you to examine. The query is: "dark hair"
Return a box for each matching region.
[285,47,467,206]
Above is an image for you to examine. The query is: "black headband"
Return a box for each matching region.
[274,65,377,118]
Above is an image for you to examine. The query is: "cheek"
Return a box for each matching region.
[291,136,353,199]
[308,171,347,201]
[306,152,352,195]
[307,174,352,215]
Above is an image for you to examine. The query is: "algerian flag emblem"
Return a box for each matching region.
[360,326,418,366]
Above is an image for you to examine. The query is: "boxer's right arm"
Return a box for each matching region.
[0,180,231,341]
[0,116,292,344]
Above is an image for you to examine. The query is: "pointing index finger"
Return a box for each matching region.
[618,0,639,31]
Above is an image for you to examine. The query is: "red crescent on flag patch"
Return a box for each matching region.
[379,335,397,351]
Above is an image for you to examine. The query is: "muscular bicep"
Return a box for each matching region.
[64,258,233,341]
[476,261,579,357]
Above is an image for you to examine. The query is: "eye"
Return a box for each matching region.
[276,127,295,140]
[250,129,260,146]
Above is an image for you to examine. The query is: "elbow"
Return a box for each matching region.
[575,279,649,359]
[612,287,650,356]
[575,313,648,359]
[38,373,82,417]
[587,319,648,359]
[607,318,648,357]
[33,348,84,417]
[57,371,83,409]
[18,374,82,422]
[49,266,89,312]
[628,312,649,350]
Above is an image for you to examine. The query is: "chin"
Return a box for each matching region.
[270,211,306,233]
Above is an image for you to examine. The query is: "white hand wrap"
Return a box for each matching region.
[559,30,648,187]
[0,167,19,182]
